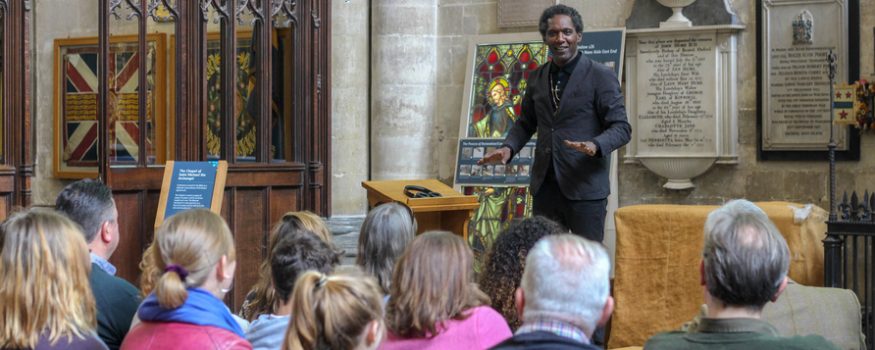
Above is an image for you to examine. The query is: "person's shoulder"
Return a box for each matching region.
[34,333,108,350]
[583,58,618,80]
[760,334,841,350]
[94,272,140,301]
[530,63,550,78]
[490,331,598,350]
[643,330,687,349]
[471,305,504,317]
[245,314,290,337]
[89,264,138,291]
[470,305,511,329]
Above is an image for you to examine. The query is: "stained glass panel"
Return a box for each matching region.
[461,38,547,264]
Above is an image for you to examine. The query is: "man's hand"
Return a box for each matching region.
[564,140,598,157]
[478,147,511,165]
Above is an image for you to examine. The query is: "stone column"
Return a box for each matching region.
[331,0,371,215]
[371,0,438,180]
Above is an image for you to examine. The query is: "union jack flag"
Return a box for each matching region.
[61,43,155,168]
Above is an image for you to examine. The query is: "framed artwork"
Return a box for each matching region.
[756,0,860,160]
[456,33,545,260]
[169,29,291,162]
[53,33,168,178]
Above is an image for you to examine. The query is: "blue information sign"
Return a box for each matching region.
[164,161,220,219]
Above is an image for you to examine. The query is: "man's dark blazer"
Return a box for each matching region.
[490,331,602,350]
[503,54,630,200]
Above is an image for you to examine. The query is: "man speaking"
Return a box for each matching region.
[479,4,630,242]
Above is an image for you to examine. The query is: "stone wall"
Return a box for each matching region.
[332,0,875,214]
[32,0,102,205]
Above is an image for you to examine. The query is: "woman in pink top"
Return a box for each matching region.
[381,231,512,350]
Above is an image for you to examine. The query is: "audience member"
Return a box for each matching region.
[240,211,339,321]
[644,199,839,350]
[135,233,250,332]
[381,231,511,350]
[287,210,334,243]
[357,202,416,294]
[0,208,108,349]
[683,279,866,350]
[138,243,159,298]
[121,209,251,350]
[246,228,340,350]
[480,216,563,331]
[491,234,613,350]
[55,179,140,349]
[282,268,385,350]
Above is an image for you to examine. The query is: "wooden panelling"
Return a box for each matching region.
[269,187,301,223]
[0,2,32,217]
[226,166,305,187]
[110,190,160,286]
[227,188,266,309]
[108,168,166,189]
[93,1,331,313]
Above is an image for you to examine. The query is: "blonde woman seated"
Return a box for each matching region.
[381,231,512,350]
[121,209,251,350]
[241,211,339,321]
[283,268,385,350]
[0,208,108,350]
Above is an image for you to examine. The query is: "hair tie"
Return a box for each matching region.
[164,264,189,280]
[315,275,328,289]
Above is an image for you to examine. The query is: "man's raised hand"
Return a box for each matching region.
[478,147,511,165]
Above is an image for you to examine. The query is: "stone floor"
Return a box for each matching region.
[325,215,365,265]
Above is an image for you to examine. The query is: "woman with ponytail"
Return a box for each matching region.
[122,209,251,350]
[0,208,107,349]
[282,268,384,350]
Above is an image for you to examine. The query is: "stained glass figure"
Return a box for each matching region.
[461,39,548,264]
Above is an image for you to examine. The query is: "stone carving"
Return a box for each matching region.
[793,10,814,45]
[626,0,740,29]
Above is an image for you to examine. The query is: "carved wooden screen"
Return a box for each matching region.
[0,0,33,218]
[97,0,331,310]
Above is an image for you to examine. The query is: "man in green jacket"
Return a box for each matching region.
[644,200,839,350]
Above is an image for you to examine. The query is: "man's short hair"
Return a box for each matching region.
[521,234,610,335]
[703,199,790,310]
[55,179,115,243]
[538,4,584,38]
[271,231,340,303]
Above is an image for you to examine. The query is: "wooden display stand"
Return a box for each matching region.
[362,179,479,241]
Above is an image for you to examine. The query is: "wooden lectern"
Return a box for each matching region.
[361,179,479,241]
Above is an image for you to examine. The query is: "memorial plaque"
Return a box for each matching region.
[497,0,556,28]
[758,0,860,160]
[624,25,741,189]
[635,33,718,157]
